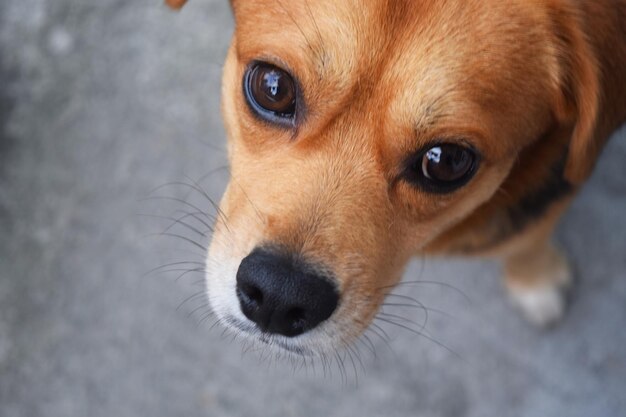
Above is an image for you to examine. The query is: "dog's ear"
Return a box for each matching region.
[165,0,188,10]
[550,1,601,184]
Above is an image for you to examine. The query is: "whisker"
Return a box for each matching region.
[345,345,359,385]
[347,343,365,377]
[207,317,221,331]
[196,310,216,328]
[382,295,429,330]
[382,302,453,319]
[165,210,215,234]
[369,322,393,344]
[184,175,233,235]
[334,350,347,385]
[186,302,211,318]
[146,232,207,252]
[149,267,204,275]
[320,352,330,379]
[168,210,217,235]
[358,332,377,359]
[147,181,209,203]
[230,175,264,225]
[196,165,230,184]
[140,196,215,224]
[174,267,205,282]
[137,213,208,237]
[374,316,460,358]
[378,311,427,332]
[176,290,207,312]
[142,260,205,277]
[381,280,472,304]
[197,137,227,153]
[148,180,215,206]
[383,292,424,306]
[189,278,207,287]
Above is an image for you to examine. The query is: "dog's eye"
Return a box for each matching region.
[244,62,297,125]
[406,144,478,193]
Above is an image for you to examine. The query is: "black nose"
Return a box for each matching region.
[235,248,339,337]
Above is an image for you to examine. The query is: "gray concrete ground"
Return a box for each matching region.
[1,1,625,416]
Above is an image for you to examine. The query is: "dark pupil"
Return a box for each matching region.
[423,145,472,182]
[251,65,295,114]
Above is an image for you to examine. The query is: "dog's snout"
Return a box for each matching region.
[235,248,339,337]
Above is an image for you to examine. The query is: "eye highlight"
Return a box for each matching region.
[243,62,297,126]
[405,143,479,193]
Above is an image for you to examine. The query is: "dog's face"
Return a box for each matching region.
[206,0,583,354]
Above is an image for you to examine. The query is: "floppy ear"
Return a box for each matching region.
[165,0,189,10]
[550,1,601,184]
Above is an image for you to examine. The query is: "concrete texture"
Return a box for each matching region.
[0,1,625,416]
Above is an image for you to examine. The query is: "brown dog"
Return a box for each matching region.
[168,0,626,355]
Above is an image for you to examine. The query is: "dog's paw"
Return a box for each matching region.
[505,247,572,328]
[509,284,567,327]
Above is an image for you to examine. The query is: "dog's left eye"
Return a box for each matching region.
[244,62,297,125]
[405,144,478,193]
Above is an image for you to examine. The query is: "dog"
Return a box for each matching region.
[167,0,626,356]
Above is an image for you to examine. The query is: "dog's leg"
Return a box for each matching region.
[503,238,572,327]
[494,199,575,327]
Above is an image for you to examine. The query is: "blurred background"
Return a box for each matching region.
[1,1,625,416]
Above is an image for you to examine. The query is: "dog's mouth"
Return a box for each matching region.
[223,314,317,356]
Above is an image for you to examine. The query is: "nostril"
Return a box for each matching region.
[236,282,264,320]
[241,282,263,305]
[285,307,307,332]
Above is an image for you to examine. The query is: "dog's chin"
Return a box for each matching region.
[210,302,346,357]
[205,253,372,357]
[220,314,318,356]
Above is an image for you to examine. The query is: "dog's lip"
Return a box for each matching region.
[223,315,315,356]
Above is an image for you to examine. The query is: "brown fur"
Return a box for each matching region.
[170,0,626,343]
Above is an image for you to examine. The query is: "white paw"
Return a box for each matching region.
[505,245,572,327]
[509,285,566,327]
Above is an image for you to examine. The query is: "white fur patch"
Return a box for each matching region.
[509,285,566,327]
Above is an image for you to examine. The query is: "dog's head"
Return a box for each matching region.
[171,0,600,354]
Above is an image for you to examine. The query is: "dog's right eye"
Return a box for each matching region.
[244,62,297,126]
[404,143,479,193]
